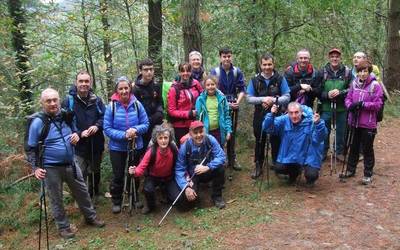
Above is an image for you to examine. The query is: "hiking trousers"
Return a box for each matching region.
[143,176,175,209]
[109,150,143,205]
[74,153,102,197]
[347,127,376,177]
[274,163,320,184]
[321,110,346,156]
[44,165,96,230]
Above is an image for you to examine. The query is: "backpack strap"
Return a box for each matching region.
[68,94,74,111]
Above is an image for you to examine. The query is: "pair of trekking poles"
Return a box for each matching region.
[122,138,140,232]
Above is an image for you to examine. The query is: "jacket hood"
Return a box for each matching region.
[111,93,136,103]
[355,74,377,89]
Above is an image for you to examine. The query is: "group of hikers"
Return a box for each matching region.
[25,47,384,240]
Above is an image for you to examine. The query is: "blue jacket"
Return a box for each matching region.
[209,64,246,100]
[104,94,149,151]
[195,90,232,145]
[175,135,226,189]
[28,113,75,168]
[262,105,327,168]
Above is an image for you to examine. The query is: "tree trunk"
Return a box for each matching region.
[100,0,113,98]
[7,0,33,115]
[148,0,163,83]
[182,0,202,61]
[386,0,400,90]
[124,0,139,72]
[81,0,96,90]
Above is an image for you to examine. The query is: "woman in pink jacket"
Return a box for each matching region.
[167,62,203,144]
[341,60,383,185]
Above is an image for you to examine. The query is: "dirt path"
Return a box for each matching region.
[218,119,400,249]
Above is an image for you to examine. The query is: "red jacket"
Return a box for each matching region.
[167,78,203,128]
[134,146,174,178]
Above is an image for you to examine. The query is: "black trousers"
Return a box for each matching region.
[109,149,143,205]
[253,111,280,165]
[274,163,320,184]
[347,127,376,177]
[174,127,189,147]
[170,166,225,210]
[143,176,175,209]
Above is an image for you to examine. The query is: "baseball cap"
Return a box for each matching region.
[328,48,341,55]
[189,120,204,130]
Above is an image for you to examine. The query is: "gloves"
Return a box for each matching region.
[348,101,363,112]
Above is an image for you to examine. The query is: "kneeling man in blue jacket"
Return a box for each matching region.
[262,102,328,186]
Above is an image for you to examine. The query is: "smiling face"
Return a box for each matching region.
[179,65,191,82]
[260,58,274,76]
[296,51,311,70]
[205,78,217,96]
[190,127,205,146]
[116,81,131,103]
[76,73,91,97]
[329,52,341,69]
[41,89,60,116]
[189,54,202,70]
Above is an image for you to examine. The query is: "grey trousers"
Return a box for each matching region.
[44,165,96,230]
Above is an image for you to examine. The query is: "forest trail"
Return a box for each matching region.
[218,118,400,249]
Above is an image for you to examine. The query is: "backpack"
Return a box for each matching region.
[368,81,385,122]
[184,135,212,166]
[110,99,139,123]
[67,94,103,115]
[147,142,179,176]
[24,112,52,155]
[167,81,202,122]
[323,67,351,82]
[214,66,238,81]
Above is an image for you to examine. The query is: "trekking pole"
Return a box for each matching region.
[339,108,360,181]
[330,101,337,175]
[258,133,270,192]
[37,143,49,250]
[90,137,96,205]
[122,138,136,232]
[158,148,212,227]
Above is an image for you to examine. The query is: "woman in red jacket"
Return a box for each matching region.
[167,62,203,144]
[129,123,177,214]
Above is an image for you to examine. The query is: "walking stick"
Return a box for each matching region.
[330,101,337,175]
[37,142,49,250]
[89,137,96,205]
[122,138,137,232]
[258,133,270,192]
[158,148,212,226]
[339,109,360,181]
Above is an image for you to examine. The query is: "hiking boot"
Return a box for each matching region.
[213,197,226,209]
[112,204,121,214]
[362,176,372,185]
[59,227,75,239]
[339,170,355,179]
[86,217,105,228]
[251,162,262,179]
[232,159,242,171]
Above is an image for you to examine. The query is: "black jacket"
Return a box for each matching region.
[62,85,105,156]
[132,75,163,128]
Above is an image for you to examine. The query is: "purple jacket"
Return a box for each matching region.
[345,75,383,129]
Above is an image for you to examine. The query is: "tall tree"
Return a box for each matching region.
[182,0,202,61]
[7,0,33,114]
[100,0,113,97]
[124,0,140,71]
[81,0,97,90]
[148,0,163,83]
[386,0,400,90]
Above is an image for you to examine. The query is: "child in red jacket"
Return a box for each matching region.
[129,123,178,214]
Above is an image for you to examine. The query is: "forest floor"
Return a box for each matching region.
[0,118,399,249]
